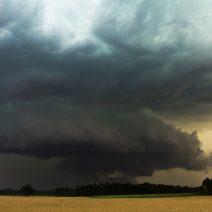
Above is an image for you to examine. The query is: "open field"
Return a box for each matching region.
[0,196,211,212]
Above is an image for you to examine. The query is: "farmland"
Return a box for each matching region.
[0,196,211,212]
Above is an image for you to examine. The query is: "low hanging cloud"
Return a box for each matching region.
[0,106,211,181]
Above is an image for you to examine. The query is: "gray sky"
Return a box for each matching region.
[0,0,212,189]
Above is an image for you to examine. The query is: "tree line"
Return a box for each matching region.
[54,182,199,196]
[0,183,200,196]
[0,178,211,196]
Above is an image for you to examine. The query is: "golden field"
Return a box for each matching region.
[0,196,211,212]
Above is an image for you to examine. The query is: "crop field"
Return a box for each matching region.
[0,196,211,212]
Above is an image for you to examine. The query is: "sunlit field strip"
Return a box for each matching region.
[0,196,211,212]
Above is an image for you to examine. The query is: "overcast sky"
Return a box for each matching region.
[0,0,212,189]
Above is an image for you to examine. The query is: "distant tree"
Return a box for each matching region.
[202,178,212,195]
[20,185,35,196]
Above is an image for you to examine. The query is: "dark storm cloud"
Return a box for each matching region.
[0,0,212,183]
[0,0,211,113]
[0,109,211,180]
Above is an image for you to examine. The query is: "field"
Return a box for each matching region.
[0,196,211,212]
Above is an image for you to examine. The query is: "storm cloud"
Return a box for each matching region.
[0,0,212,184]
[0,107,211,181]
[1,0,212,113]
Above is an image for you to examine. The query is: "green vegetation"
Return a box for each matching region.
[93,193,196,198]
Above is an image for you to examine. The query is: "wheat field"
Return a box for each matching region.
[0,196,211,212]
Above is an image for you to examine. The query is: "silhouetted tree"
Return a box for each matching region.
[20,185,35,196]
[202,178,212,195]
